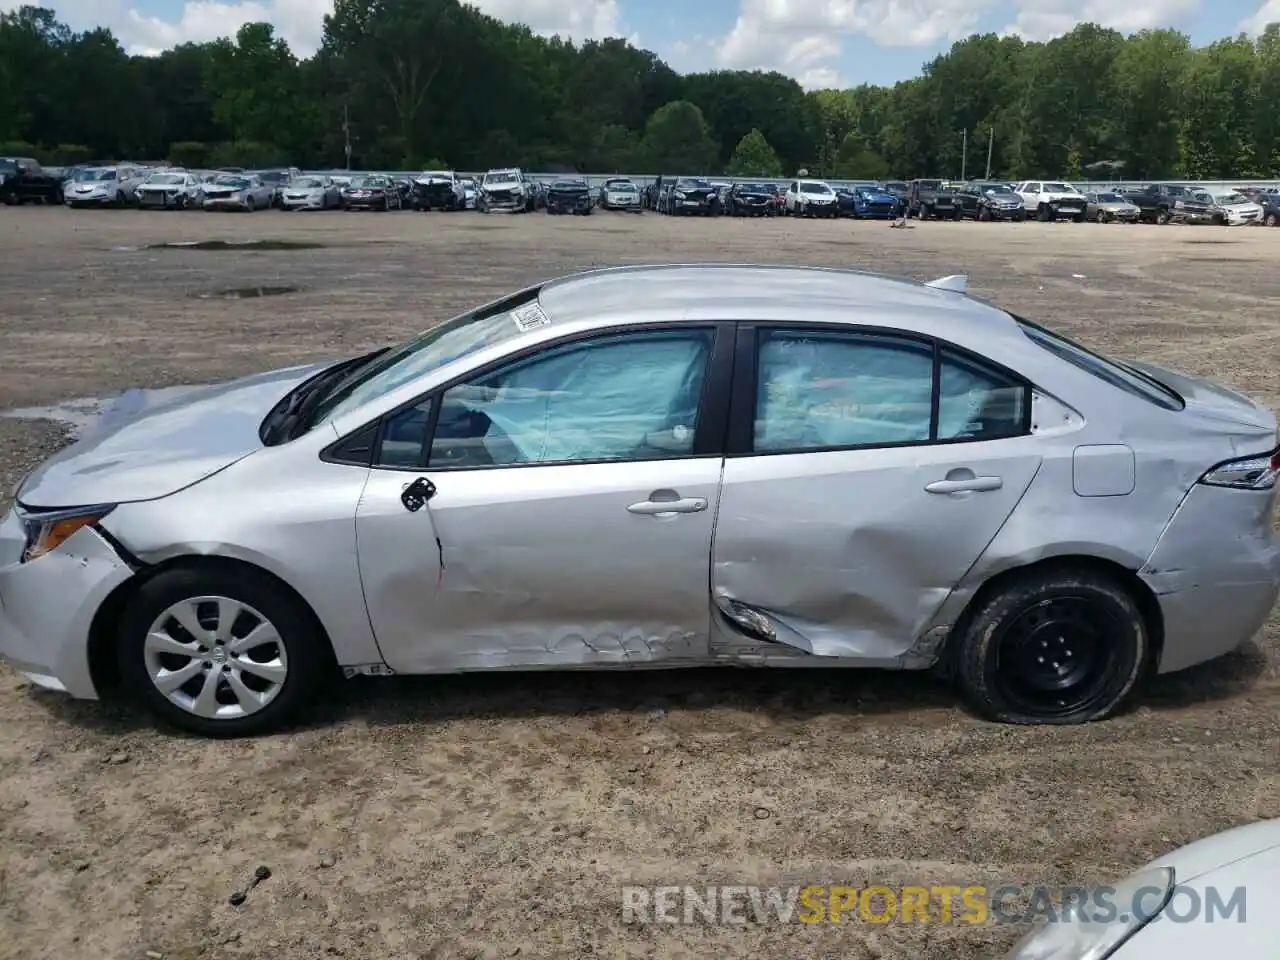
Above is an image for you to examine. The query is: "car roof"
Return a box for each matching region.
[537,265,1022,341]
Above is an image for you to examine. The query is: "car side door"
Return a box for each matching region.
[350,322,735,673]
[709,323,1043,663]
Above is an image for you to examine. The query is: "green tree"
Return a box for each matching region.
[640,100,718,173]
[725,128,783,176]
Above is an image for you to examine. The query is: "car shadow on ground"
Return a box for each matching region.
[29,640,1269,737]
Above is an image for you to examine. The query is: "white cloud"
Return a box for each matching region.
[1241,0,1280,34]
[2,0,628,57]
[470,0,624,41]
[716,0,996,90]
[1002,0,1200,40]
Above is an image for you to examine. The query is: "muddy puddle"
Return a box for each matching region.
[194,285,301,300]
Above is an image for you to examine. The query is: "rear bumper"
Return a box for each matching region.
[1140,483,1280,673]
[0,512,134,700]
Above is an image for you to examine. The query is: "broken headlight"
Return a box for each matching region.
[19,505,115,563]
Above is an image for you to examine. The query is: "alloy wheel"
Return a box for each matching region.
[143,595,288,721]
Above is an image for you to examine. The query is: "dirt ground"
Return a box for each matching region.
[0,207,1277,960]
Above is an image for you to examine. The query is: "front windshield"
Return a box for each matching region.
[77,168,116,181]
[801,182,832,194]
[215,176,249,188]
[554,180,586,189]
[1043,182,1077,193]
[1216,193,1246,204]
[291,177,324,188]
[985,185,1015,195]
[310,294,537,425]
[258,171,289,183]
[485,170,519,183]
[1096,192,1124,202]
[739,183,766,192]
[352,176,387,187]
[0,159,17,173]
[148,173,185,184]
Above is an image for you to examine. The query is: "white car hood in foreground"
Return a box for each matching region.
[1117,820,1280,957]
[18,363,326,508]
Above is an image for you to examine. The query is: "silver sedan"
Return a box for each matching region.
[201,174,273,211]
[280,176,343,210]
[1,265,1277,736]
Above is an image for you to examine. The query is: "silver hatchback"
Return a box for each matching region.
[1,265,1277,736]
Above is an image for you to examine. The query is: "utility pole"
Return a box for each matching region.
[985,126,995,180]
[960,129,967,181]
[342,103,352,171]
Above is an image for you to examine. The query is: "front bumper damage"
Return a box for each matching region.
[482,189,526,211]
[203,195,249,210]
[137,190,188,208]
[0,508,135,699]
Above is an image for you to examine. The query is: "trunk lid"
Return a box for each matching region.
[18,363,326,508]
[1129,360,1277,450]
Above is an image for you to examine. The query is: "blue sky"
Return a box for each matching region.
[13,0,1280,89]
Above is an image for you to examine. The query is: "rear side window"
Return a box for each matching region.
[1015,318,1184,410]
[751,330,1031,453]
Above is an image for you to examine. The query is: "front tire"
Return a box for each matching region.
[117,565,333,737]
[950,569,1149,725]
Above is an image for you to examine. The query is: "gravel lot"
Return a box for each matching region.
[0,208,1277,960]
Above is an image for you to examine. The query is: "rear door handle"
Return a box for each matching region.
[924,476,1003,494]
[627,497,707,515]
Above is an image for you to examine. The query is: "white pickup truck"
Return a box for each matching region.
[1012,180,1088,222]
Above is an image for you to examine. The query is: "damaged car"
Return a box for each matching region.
[725,182,777,217]
[3,264,1277,737]
[280,175,343,211]
[135,170,203,210]
[342,174,404,211]
[412,170,466,211]
[1083,190,1141,223]
[479,168,534,213]
[202,174,273,212]
[544,178,593,215]
[64,165,146,208]
[662,178,721,216]
[598,178,643,212]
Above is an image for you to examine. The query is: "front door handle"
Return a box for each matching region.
[627,497,707,516]
[924,476,1003,494]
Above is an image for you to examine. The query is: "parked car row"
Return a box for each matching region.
[8,157,1280,226]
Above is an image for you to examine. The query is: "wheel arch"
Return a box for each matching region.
[87,554,339,696]
[942,554,1164,672]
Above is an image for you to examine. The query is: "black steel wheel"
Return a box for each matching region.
[950,569,1148,724]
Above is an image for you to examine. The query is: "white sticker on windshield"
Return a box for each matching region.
[511,302,550,332]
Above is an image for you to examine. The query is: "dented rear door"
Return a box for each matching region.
[710,325,1042,662]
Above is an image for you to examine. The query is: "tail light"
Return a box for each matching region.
[1199,448,1280,490]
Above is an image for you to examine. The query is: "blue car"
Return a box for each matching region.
[851,186,901,219]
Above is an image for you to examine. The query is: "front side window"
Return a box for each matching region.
[752,330,1030,453]
[412,330,713,468]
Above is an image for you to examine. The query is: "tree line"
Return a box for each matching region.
[2,1,1279,181]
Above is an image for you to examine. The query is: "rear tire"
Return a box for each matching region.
[950,569,1148,725]
[117,566,333,738]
